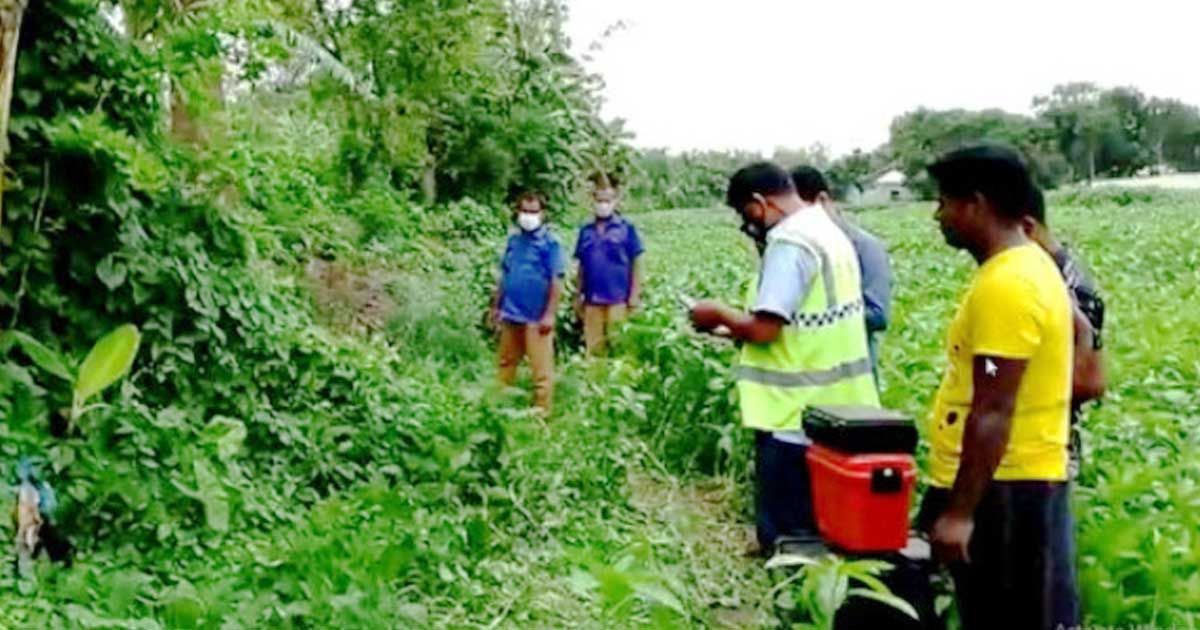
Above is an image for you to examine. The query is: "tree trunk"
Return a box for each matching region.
[0,0,28,241]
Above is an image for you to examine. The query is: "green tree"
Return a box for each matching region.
[1032,83,1151,181]
[1143,97,1200,171]
[826,147,890,201]
[888,107,1064,197]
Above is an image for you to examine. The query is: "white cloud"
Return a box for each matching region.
[565,0,1200,156]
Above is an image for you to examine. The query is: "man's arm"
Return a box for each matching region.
[690,240,814,343]
[690,301,784,344]
[628,258,642,309]
[627,225,645,309]
[1072,306,1106,402]
[932,355,1027,564]
[538,279,562,335]
[574,264,585,310]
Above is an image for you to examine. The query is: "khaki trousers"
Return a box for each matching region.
[497,322,554,412]
[582,303,627,356]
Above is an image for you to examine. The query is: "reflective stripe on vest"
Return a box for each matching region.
[737,356,873,388]
[737,208,879,432]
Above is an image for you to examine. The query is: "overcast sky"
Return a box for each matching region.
[564,0,1200,157]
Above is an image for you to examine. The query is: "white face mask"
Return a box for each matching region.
[517,212,543,232]
[594,201,615,218]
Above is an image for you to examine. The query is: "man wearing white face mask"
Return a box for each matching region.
[690,163,879,558]
[574,173,644,355]
[493,191,565,413]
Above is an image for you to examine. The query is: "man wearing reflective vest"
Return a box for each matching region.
[690,162,880,557]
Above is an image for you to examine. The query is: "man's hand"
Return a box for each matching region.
[627,292,642,312]
[931,511,974,565]
[537,316,555,336]
[689,300,727,332]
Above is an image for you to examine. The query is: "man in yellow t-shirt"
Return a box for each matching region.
[916,145,1078,630]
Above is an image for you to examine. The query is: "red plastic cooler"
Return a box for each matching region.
[807,444,916,553]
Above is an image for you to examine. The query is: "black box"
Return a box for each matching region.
[802,405,918,454]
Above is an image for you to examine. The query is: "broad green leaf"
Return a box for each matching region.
[631,579,686,615]
[162,582,205,628]
[75,324,141,401]
[202,416,247,460]
[64,604,162,630]
[1,362,44,395]
[4,330,72,381]
[193,458,230,532]
[96,254,128,289]
[847,588,919,620]
[397,604,427,625]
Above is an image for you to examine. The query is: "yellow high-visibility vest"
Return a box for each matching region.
[738,208,880,431]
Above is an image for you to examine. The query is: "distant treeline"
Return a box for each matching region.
[625,83,1200,208]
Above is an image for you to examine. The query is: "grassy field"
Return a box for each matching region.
[1090,172,1200,190]
[1,190,1196,628]
[550,190,1200,627]
[453,189,1200,627]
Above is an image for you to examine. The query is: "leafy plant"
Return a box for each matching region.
[1,324,140,430]
[772,556,918,630]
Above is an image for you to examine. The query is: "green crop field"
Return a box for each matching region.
[9,187,1195,628]
[7,188,1200,628]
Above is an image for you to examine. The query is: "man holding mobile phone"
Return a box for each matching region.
[690,162,879,559]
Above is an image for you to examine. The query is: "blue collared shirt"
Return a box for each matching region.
[499,227,565,324]
[574,215,644,305]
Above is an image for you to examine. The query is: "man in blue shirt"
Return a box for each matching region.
[574,174,644,355]
[492,192,565,413]
[791,166,892,384]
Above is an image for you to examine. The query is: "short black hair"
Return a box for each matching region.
[1027,186,1046,225]
[726,162,795,210]
[927,144,1036,219]
[790,165,830,202]
[591,172,621,190]
[514,190,545,210]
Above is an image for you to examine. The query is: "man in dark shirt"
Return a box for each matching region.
[790,166,892,384]
[574,174,644,355]
[1024,188,1107,477]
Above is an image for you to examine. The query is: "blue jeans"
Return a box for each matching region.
[917,482,1080,630]
[755,431,817,548]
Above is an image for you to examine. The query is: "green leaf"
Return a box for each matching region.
[847,588,919,620]
[631,579,686,615]
[3,330,72,381]
[65,603,162,629]
[193,458,230,532]
[75,324,141,402]
[1,362,43,395]
[96,254,128,290]
[201,416,247,460]
[163,582,206,628]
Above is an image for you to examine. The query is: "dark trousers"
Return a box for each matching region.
[754,431,817,548]
[917,482,1080,630]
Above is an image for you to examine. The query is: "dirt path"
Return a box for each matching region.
[624,461,775,628]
